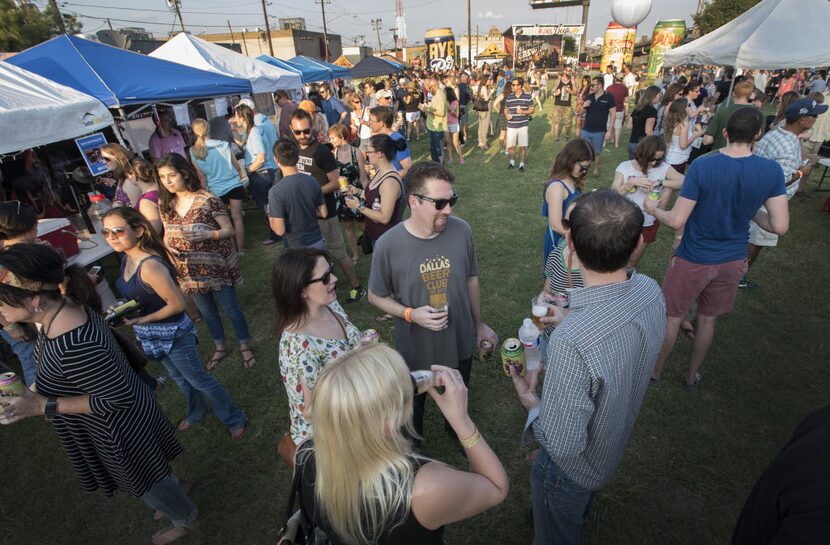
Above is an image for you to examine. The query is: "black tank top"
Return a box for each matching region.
[297,442,445,545]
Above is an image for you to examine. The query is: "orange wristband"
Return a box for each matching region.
[404,307,413,323]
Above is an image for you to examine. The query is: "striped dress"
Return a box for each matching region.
[34,307,182,498]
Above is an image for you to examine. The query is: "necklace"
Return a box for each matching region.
[34,299,67,369]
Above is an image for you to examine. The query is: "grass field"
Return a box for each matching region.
[2,98,830,545]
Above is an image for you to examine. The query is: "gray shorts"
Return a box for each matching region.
[318,216,348,261]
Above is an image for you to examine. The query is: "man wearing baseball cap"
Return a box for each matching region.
[740,97,827,288]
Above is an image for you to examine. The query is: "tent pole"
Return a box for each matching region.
[111,112,129,148]
[117,106,142,154]
[725,74,736,107]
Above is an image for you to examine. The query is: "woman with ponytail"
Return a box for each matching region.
[0,243,197,545]
[127,157,163,233]
[102,207,247,437]
[190,118,248,252]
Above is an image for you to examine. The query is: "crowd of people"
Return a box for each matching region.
[0,55,828,545]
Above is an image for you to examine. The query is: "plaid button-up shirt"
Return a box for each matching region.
[755,127,801,181]
[531,272,666,490]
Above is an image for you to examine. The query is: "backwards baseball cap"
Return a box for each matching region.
[237,98,256,110]
[786,98,828,119]
[375,89,394,100]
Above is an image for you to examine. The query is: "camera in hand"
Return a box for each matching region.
[105,299,143,326]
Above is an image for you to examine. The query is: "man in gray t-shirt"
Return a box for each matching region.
[368,161,496,438]
[268,141,326,248]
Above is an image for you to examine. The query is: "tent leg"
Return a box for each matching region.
[117,107,142,154]
[725,75,736,107]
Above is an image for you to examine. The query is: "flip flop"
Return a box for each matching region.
[240,347,256,369]
[151,526,191,545]
[206,347,229,371]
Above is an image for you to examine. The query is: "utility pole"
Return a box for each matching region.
[260,0,274,56]
[580,0,590,55]
[314,0,331,61]
[466,0,471,68]
[48,0,66,34]
[227,20,236,45]
[106,18,113,31]
[371,19,383,54]
[166,0,185,33]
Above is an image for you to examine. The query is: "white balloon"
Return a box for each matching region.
[610,0,652,28]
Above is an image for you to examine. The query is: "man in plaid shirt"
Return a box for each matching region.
[511,190,666,544]
[741,97,827,289]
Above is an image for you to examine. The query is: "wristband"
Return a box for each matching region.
[404,307,413,323]
[459,426,482,449]
[212,230,220,240]
[674,235,683,240]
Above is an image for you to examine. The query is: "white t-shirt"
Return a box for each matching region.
[603,73,614,90]
[614,160,671,227]
[666,121,694,165]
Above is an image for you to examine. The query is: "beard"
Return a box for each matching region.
[432,214,449,233]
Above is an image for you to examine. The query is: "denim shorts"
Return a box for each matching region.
[581,130,606,154]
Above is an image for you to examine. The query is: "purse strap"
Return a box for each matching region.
[325,305,348,340]
[566,247,575,289]
[279,462,304,537]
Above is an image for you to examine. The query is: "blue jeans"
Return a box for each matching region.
[190,285,251,346]
[159,329,247,430]
[140,474,198,528]
[580,130,606,155]
[0,327,37,387]
[531,448,595,545]
[627,141,638,160]
[428,129,444,163]
[249,170,279,242]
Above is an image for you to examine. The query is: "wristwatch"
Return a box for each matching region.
[358,204,366,213]
[44,397,58,421]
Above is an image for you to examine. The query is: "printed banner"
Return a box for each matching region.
[74,133,109,177]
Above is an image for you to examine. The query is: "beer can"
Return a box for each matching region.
[0,372,25,397]
[500,338,526,377]
[479,339,495,360]
[410,370,436,395]
[338,176,349,191]
[361,329,380,344]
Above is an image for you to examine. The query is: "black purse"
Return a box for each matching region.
[358,233,373,255]
[278,450,330,545]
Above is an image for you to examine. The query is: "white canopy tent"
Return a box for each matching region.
[0,61,113,154]
[150,33,302,93]
[664,0,830,69]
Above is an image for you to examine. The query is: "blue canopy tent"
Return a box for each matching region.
[289,55,351,80]
[7,35,252,108]
[349,55,403,79]
[256,55,328,84]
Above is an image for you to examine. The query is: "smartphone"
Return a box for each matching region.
[802,159,810,166]
[89,265,102,278]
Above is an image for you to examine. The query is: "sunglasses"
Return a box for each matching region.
[102,156,115,162]
[306,266,334,286]
[414,193,458,210]
[651,156,664,163]
[576,162,590,173]
[101,227,128,238]
[292,128,312,135]
[3,200,21,214]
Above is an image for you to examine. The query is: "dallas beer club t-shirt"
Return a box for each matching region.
[369,216,479,371]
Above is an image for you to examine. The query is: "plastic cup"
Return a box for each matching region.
[532,296,548,329]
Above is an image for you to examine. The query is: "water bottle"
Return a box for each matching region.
[87,192,113,235]
[518,318,542,372]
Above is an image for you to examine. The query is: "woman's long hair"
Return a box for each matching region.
[128,157,158,185]
[310,344,419,545]
[636,85,662,112]
[546,138,595,192]
[100,143,132,178]
[0,243,101,313]
[191,118,211,161]
[156,153,202,217]
[660,83,685,109]
[634,135,667,175]
[101,207,173,266]
[0,201,38,241]
[774,91,800,124]
[663,99,689,143]
[272,248,329,337]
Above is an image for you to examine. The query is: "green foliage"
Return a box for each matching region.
[0,0,81,52]
[563,35,577,55]
[693,0,762,36]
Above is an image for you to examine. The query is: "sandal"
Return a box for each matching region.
[152,526,191,545]
[240,347,256,369]
[176,420,193,433]
[206,347,229,371]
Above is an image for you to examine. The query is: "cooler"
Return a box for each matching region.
[36,218,79,259]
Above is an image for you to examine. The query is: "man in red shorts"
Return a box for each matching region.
[643,108,789,389]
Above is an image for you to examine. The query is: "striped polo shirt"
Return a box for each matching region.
[505,92,534,129]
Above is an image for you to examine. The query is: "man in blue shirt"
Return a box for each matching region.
[644,107,789,389]
[580,77,615,176]
[318,83,349,127]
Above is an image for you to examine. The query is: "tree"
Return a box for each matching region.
[0,0,81,52]
[693,0,761,36]
[563,35,577,55]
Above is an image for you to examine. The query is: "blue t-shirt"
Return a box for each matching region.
[244,125,266,169]
[676,152,786,265]
[190,139,242,197]
[254,113,278,170]
[390,131,410,172]
[322,96,347,127]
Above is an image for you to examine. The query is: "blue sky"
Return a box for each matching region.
[56,0,699,47]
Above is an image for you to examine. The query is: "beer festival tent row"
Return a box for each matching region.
[349,56,404,79]
[0,62,113,154]
[663,0,830,70]
[289,55,352,80]
[149,33,303,93]
[256,55,330,84]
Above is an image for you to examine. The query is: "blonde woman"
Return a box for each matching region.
[189,118,248,252]
[100,143,141,207]
[295,344,509,545]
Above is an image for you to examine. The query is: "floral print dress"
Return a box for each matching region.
[278,301,362,445]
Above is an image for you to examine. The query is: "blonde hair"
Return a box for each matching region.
[100,143,132,177]
[191,118,210,161]
[310,344,420,545]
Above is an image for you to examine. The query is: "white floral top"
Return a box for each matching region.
[278,301,362,444]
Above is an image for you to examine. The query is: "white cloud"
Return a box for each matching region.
[478,10,505,20]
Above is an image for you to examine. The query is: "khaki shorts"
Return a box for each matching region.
[748,219,779,247]
[318,216,348,261]
[506,126,529,148]
[614,110,625,129]
[550,104,572,128]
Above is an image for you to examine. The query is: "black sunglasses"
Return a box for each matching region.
[292,128,312,135]
[651,156,664,163]
[414,193,458,210]
[576,162,590,173]
[306,266,334,286]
